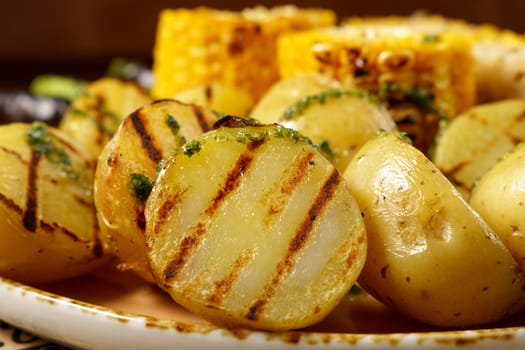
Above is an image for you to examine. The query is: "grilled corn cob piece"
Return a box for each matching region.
[277,26,476,152]
[346,14,525,103]
[152,6,335,101]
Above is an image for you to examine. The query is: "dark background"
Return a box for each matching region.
[1,0,523,90]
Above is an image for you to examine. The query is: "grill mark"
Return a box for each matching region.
[191,104,213,132]
[130,109,162,163]
[245,169,342,321]
[205,140,264,216]
[162,141,264,283]
[346,229,366,269]
[163,222,206,281]
[263,152,315,224]
[204,85,213,103]
[49,129,82,155]
[0,192,23,215]
[152,188,187,236]
[207,249,253,305]
[0,146,26,164]
[22,151,41,232]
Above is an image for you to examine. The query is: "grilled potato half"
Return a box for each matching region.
[94,99,219,281]
[249,72,341,123]
[343,132,525,327]
[432,99,525,198]
[277,88,396,172]
[172,83,254,117]
[145,117,367,331]
[470,142,525,273]
[60,77,151,159]
[0,122,107,284]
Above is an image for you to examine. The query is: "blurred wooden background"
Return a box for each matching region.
[1,0,523,90]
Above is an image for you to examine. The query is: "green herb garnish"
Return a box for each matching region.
[378,82,448,120]
[319,139,336,162]
[422,34,441,43]
[129,173,154,203]
[182,140,202,157]
[26,121,84,183]
[282,88,381,120]
[166,114,181,136]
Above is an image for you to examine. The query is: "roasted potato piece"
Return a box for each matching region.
[432,99,525,198]
[145,117,367,331]
[343,131,525,327]
[278,88,396,172]
[470,142,525,272]
[60,78,151,159]
[172,83,254,117]
[0,122,107,284]
[94,99,219,281]
[249,72,341,124]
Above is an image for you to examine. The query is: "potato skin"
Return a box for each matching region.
[343,132,525,327]
[94,99,218,280]
[470,142,525,273]
[0,123,107,284]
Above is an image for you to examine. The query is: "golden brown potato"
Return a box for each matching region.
[470,142,525,273]
[277,88,396,172]
[145,117,367,331]
[0,122,107,284]
[59,78,151,159]
[432,99,525,198]
[249,72,341,124]
[94,99,219,281]
[343,131,525,327]
[172,83,254,117]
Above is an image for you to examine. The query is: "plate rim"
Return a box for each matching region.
[1,275,525,349]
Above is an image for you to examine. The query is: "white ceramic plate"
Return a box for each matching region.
[1,265,525,350]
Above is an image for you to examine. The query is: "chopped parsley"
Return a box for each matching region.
[282,88,381,120]
[129,173,154,203]
[166,114,180,135]
[319,139,336,162]
[26,121,82,182]
[422,34,441,43]
[182,140,202,157]
[378,82,448,120]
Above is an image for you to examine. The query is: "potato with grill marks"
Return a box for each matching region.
[94,99,219,281]
[172,83,254,118]
[59,78,151,160]
[0,122,108,284]
[145,117,367,331]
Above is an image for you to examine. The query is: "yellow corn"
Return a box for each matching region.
[344,14,525,102]
[277,25,476,152]
[151,6,335,101]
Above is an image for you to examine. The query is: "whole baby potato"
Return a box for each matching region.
[343,131,525,327]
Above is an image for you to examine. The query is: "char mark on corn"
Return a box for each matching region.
[22,151,41,232]
[245,169,342,321]
[130,109,162,163]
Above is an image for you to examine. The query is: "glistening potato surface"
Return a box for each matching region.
[145,118,367,331]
